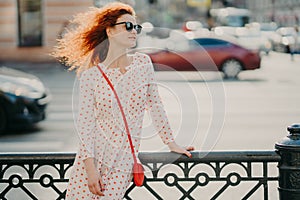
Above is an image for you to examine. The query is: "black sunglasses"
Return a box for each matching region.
[113,22,142,34]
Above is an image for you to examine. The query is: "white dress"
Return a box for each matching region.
[66,52,174,200]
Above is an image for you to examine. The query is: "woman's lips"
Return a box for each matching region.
[129,36,136,40]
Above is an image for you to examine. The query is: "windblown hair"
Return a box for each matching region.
[52,2,135,74]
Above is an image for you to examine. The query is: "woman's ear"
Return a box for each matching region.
[106,28,110,37]
[106,27,113,37]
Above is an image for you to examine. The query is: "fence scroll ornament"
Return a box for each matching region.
[0,151,279,199]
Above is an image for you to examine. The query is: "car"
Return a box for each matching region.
[273,27,300,53]
[213,26,272,54]
[147,36,261,79]
[234,27,272,55]
[0,66,51,132]
[256,22,279,51]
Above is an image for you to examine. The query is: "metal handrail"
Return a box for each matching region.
[0,151,280,200]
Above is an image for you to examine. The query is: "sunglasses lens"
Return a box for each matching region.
[124,22,142,34]
[135,25,142,34]
[125,22,134,31]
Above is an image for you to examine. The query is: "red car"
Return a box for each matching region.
[148,37,261,78]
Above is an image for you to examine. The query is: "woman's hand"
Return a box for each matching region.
[86,169,105,196]
[84,158,105,196]
[167,141,195,158]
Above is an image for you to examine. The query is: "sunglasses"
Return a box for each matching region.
[113,22,142,34]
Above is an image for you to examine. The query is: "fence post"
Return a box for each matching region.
[275,123,300,200]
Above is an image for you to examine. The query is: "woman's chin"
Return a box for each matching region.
[128,42,137,49]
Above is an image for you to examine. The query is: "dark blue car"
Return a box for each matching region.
[0,66,51,132]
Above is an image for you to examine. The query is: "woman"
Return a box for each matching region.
[53,2,194,199]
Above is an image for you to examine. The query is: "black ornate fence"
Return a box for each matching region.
[0,151,280,200]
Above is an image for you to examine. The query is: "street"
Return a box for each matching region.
[0,52,299,200]
[0,0,299,199]
[0,52,299,153]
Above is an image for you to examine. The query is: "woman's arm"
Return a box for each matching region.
[77,69,97,160]
[146,60,174,145]
[77,70,104,195]
[145,56,194,157]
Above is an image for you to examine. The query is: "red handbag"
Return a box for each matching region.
[97,65,145,187]
[133,162,145,186]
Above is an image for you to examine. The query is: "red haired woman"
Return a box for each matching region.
[53,2,194,199]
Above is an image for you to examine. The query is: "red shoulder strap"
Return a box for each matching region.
[96,65,137,163]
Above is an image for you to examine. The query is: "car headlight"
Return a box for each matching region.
[0,81,44,99]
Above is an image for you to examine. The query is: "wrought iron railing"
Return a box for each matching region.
[0,151,280,200]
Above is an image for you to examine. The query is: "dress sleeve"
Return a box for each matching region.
[145,55,175,145]
[77,69,96,160]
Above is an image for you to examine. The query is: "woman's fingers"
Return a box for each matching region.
[95,182,105,196]
[186,146,195,151]
[90,183,104,196]
[95,177,105,196]
[184,146,195,158]
[88,176,105,196]
[168,142,195,158]
[99,178,105,192]
[183,149,192,158]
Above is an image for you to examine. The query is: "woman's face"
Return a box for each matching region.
[108,14,139,48]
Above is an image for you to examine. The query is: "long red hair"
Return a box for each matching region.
[52,2,135,74]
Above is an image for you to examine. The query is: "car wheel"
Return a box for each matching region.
[221,59,242,79]
[0,106,7,133]
[274,44,285,53]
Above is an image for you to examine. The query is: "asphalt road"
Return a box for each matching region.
[0,51,299,153]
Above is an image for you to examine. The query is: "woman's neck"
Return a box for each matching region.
[103,44,130,69]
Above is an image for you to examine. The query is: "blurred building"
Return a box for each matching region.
[210,0,300,27]
[1,0,299,63]
[0,0,93,62]
[245,0,300,27]
[0,0,212,63]
[134,0,211,29]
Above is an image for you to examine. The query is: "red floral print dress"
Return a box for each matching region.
[66,52,174,200]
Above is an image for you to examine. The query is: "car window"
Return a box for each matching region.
[193,38,229,46]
